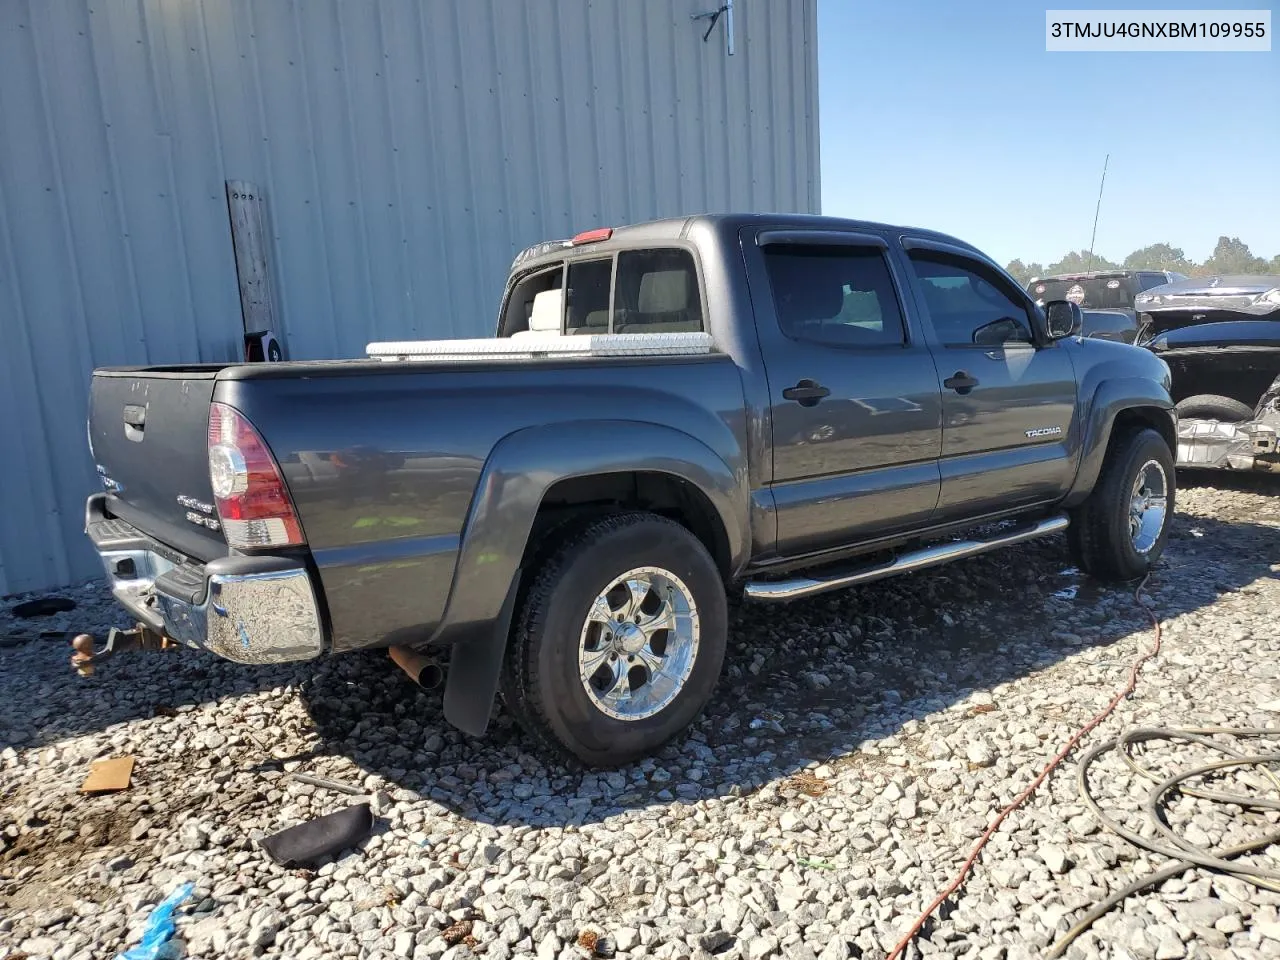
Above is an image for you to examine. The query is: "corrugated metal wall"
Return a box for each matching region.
[0,0,819,595]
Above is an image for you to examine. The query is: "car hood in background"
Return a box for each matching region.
[1136,275,1280,317]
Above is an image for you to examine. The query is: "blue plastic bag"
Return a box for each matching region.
[116,881,195,960]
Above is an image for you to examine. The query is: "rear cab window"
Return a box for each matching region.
[501,247,702,336]
[1027,276,1139,310]
[566,259,612,332]
[613,249,702,333]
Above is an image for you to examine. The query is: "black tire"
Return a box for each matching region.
[1068,427,1175,582]
[501,511,727,767]
[1175,394,1255,423]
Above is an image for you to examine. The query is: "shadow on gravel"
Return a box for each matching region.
[1177,467,1280,496]
[290,503,1278,829]
[4,487,1272,814]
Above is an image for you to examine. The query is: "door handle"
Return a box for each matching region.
[782,379,830,406]
[943,371,979,394]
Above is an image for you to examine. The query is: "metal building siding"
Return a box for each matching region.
[0,0,818,595]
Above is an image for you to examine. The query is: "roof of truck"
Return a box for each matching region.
[509,213,989,273]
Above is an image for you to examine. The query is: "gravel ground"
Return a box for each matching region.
[2,476,1278,960]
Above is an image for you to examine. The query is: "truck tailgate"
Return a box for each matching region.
[89,368,228,562]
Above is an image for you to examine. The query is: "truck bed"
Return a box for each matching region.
[89,349,748,653]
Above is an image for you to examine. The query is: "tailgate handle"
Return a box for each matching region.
[123,404,147,442]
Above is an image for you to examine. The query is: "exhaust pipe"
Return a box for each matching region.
[388,646,444,689]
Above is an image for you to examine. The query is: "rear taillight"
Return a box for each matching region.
[207,402,304,549]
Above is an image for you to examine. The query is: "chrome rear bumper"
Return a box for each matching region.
[86,495,324,664]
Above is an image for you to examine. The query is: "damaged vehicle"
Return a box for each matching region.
[1136,275,1280,472]
[1027,270,1186,343]
[80,214,1178,765]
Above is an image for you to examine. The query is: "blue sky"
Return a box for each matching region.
[817,1,1280,267]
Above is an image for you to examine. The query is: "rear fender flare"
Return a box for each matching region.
[432,420,748,648]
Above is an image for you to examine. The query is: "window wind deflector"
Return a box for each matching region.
[901,236,983,260]
[757,229,887,249]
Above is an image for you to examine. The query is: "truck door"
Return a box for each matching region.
[897,239,1079,522]
[744,229,943,558]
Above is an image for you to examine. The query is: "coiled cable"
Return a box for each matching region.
[1048,727,1280,956]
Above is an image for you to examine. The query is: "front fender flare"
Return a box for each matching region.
[1066,377,1176,506]
[434,420,748,735]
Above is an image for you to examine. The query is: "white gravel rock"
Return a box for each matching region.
[1,481,1278,960]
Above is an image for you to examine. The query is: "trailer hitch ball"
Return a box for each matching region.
[70,624,177,676]
[71,633,98,676]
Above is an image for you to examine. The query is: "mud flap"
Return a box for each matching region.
[442,572,520,737]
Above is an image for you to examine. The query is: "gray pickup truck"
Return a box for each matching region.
[84,214,1177,765]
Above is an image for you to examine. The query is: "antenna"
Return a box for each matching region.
[1087,154,1109,265]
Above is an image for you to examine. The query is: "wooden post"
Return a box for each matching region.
[225,180,276,338]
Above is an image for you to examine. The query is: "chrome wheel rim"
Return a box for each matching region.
[1129,459,1169,554]
[578,566,700,721]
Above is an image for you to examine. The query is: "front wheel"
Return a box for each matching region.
[501,512,728,766]
[1068,427,1175,582]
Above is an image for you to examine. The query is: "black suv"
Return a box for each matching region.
[1027,270,1188,342]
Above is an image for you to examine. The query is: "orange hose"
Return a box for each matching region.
[885,575,1163,960]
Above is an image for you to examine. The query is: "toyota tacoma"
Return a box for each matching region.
[83,214,1177,765]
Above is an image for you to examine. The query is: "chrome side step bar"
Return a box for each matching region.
[743,514,1069,602]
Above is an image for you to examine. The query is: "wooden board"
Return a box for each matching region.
[80,756,134,793]
[225,180,276,337]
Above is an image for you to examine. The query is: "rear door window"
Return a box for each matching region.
[762,245,906,346]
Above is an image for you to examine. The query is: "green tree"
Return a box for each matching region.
[1197,236,1269,276]
[1045,250,1119,275]
[1270,254,1280,275]
[1122,243,1193,274]
[1004,259,1044,286]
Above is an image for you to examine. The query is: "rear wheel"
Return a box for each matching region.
[501,512,727,766]
[1068,427,1175,582]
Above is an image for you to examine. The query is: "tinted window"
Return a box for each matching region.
[612,249,702,333]
[501,265,564,335]
[565,258,612,333]
[1027,276,1136,309]
[1138,273,1168,290]
[911,255,1033,346]
[762,245,906,346]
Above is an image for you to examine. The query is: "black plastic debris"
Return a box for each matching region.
[12,595,77,619]
[259,803,373,868]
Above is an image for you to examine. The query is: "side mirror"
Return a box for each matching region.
[972,317,1030,345]
[1044,300,1083,339]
